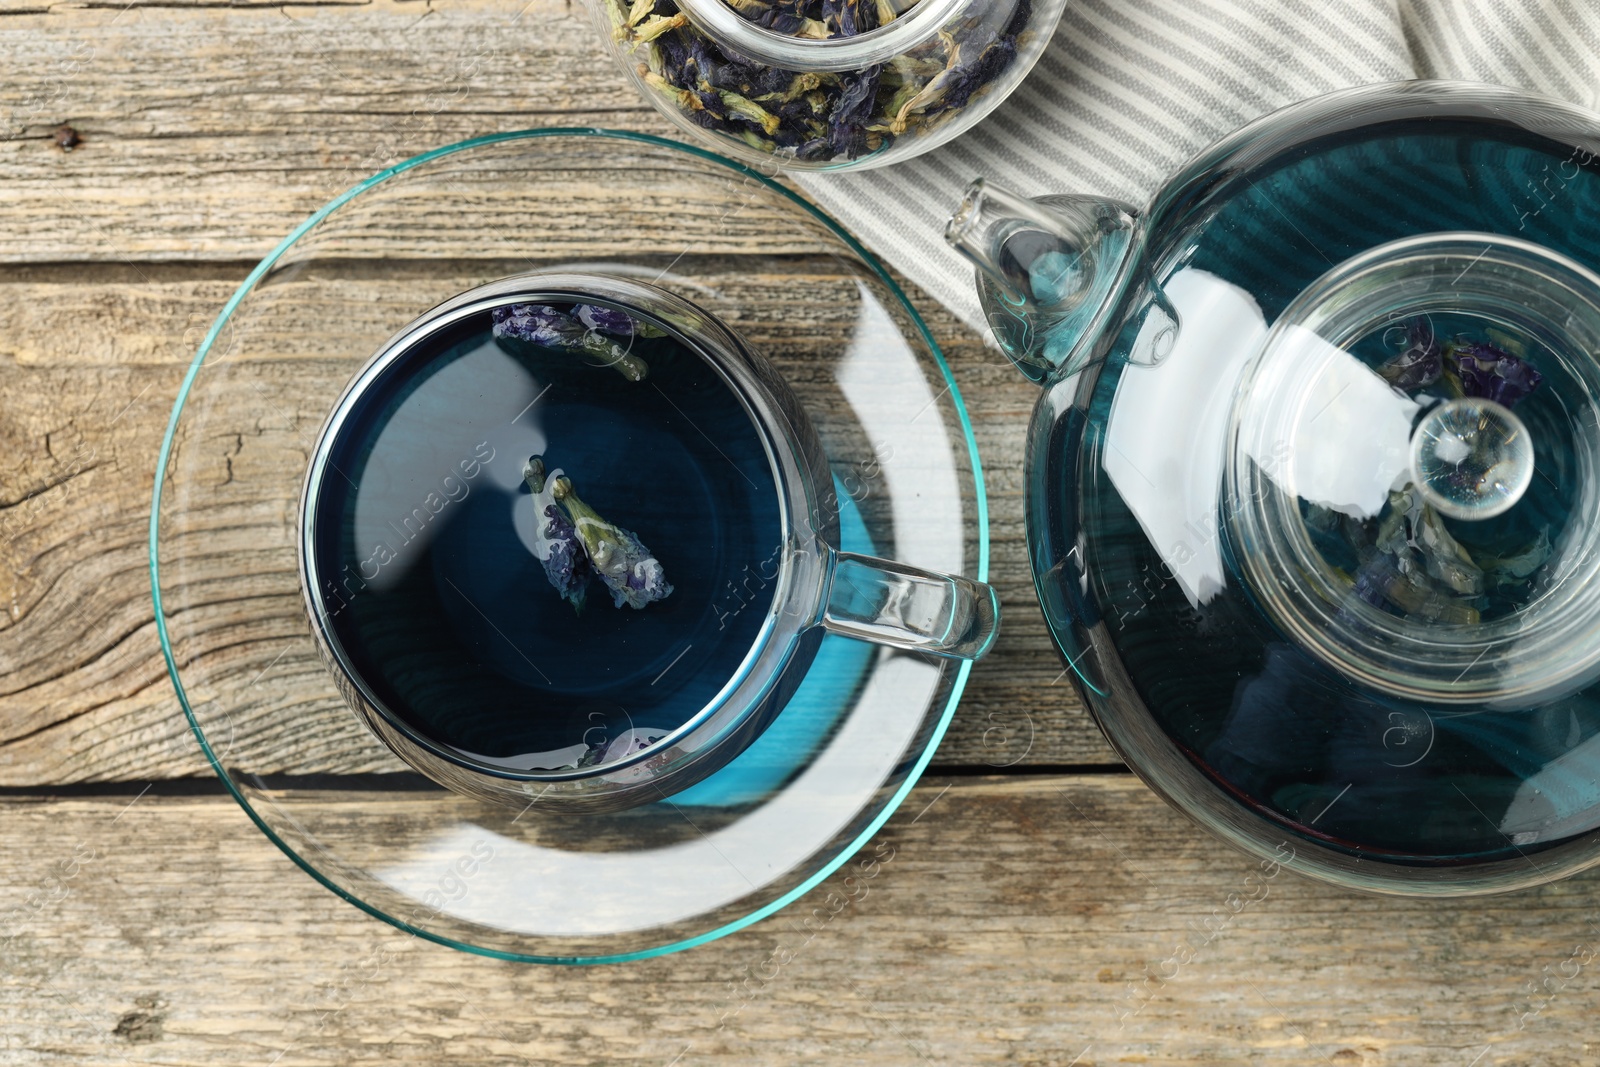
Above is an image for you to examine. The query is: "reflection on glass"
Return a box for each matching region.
[981,85,1600,890]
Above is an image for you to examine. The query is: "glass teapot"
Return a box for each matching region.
[947,80,1600,895]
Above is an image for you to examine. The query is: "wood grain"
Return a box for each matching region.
[0,0,1111,781]
[0,5,1594,1065]
[0,0,662,261]
[1,776,1597,1066]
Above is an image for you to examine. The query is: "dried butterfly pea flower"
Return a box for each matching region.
[621,0,1026,164]
[829,63,882,155]
[891,0,1028,126]
[574,304,638,336]
[1446,339,1544,408]
[522,456,594,614]
[894,38,1013,132]
[1378,317,1443,391]
[551,476,674,610]
[652,24,693,74]
[723,0,826,35]
[634,12,690,39]
[718,88,784,134]
[492,303,650,382]
[715,57,800,99]
[821,0,878,37]
[643,66,716,121]
[889,26,1001,132]
[1479,527,1552,587]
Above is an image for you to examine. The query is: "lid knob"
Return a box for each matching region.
[1410,397,1535,521]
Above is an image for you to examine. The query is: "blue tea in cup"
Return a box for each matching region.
[300,272,998,812]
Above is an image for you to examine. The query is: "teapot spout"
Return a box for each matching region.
[945,179,1139,383]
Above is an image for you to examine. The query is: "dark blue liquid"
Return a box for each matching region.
[309,301,784,771]
[1057,119,1600,863]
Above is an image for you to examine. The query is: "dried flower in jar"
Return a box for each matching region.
[608,0,1032,163]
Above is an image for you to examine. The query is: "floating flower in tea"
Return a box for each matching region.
[552,475,675,610]
[1479,528,1553,585]
[573,303,645,336]
[492,303,650,381]
[1377,317,1443,391]
[522,456,675,612]
[523,456,594,613]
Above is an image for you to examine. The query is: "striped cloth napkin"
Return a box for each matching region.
[796,0,1600,334]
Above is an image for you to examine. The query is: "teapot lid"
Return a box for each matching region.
[1226,232,1600,707]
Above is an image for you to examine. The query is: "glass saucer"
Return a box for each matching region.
[149,129,987,963]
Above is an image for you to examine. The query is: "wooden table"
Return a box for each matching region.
[1,2,1597,1063]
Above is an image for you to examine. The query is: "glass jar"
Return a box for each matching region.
[591,0,1067,169]
[946,81,1600,894]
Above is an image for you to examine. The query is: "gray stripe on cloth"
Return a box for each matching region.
[795,0,1599,335]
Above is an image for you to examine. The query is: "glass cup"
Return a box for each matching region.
[300,271,1000,813]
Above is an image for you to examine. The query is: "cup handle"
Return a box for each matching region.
[820,551,1000,660]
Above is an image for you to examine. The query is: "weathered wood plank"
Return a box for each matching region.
[4,4,1583,1065]
[0,776,1595,1065]
[0,264,1104,783]
[0,0,1108,777]
[0,0,654,260]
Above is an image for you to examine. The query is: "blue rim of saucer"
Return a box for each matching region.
[148,127,989,964]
